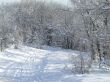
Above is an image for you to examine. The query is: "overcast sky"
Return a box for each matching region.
[0,0,71,6]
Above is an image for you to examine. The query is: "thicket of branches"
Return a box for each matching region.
[0,1,88,50]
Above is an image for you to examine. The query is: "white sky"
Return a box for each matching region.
[0,0,19,3]
[0,0,72,6]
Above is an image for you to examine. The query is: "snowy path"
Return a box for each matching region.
[0,46,110,82]
[0,46,70,82]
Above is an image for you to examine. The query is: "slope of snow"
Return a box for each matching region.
[0,46,109,82]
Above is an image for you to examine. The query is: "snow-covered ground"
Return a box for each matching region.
[0,46,110,82]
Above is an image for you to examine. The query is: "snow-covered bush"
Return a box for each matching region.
[70,52,91,74]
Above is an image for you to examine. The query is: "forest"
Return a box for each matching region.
[0,0,110,74]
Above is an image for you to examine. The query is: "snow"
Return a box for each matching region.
[0,46,110,82]
[62,74,110,82]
